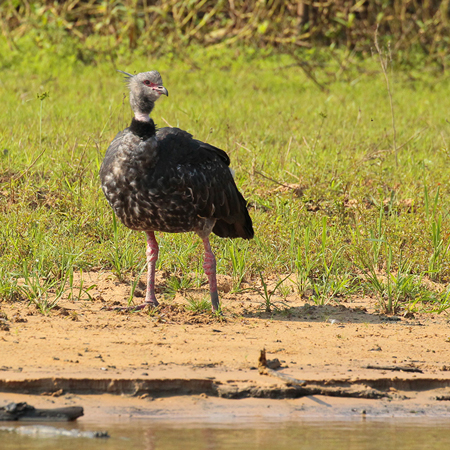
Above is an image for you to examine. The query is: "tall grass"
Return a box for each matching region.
[1,33,450,313]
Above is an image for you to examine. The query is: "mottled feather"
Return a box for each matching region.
[100,119,253,239]
[99,69,253,312]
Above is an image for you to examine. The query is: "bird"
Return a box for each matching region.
[100,70,254,312]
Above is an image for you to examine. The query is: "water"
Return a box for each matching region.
[2,418,450,450]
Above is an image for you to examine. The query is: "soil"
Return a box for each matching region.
[1,270,450,420]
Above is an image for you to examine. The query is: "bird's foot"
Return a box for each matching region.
[129,299,159,311]
[210,290,221,313]
[104,298,159,312]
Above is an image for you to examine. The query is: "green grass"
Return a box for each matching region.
[1,38,450,314]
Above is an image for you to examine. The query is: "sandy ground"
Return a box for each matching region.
[1,270,450,420]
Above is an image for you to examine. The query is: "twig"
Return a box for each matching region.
[394,126,428,152]
[286,50,329,93]
[13,148,46,182]
[235,142,253,153]
[284,169,301,182]
[302,136,311,150]
[254,170,292,189]
[358,126,427,165]
[160,116,173,127]
[365,364,423,373]
[258,349,307,386]
[312,113,326,155]
[374,26,398,167]
[282,136,293,168]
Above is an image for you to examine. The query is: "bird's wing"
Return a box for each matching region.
[100,130,126,178]
[155,128,242,221]
[157,127,230,165]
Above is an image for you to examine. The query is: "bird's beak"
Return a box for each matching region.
[158,86,169,97]
[153,85,168,96]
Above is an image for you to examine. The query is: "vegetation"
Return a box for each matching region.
[2,0,450,67]
[1,2,450,315]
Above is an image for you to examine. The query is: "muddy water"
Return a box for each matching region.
[2,419,450,450]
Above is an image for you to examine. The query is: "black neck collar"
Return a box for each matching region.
[129,118,156,140]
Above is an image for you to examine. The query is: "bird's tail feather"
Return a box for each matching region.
[212,209,254,240]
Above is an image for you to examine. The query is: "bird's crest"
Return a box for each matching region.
[117,70,134,85]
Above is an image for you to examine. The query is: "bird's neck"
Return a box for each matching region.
[129,92,154,120]
[134,112,151,122]
[129,117,157,139]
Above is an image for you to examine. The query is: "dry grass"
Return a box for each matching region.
[2,0,450,65]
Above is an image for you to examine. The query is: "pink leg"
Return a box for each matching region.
[109,231,159,312]
[202,237,220,312]
[142,231,159,306]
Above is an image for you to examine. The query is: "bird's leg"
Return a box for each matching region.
[139,231,160,308]
[202,237,220,312]
[110,231,159,312]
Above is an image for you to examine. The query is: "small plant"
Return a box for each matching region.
[277,283,292,300]
[310,271,355,305]
[314,218,348,305]
[427,213,450,281]
[127,263,148,306]
[170,238,200,274]
[227,239,249,293]
[109,213,140,281]
[424,186,449,281]
[51,252,96,302]
[406,287,440,314]
[0,269,20,302]
[19,261,68,314]
[19,256,96,314]
[37,91,49,149]
[164,274,194,299]
[431,289,450,314]
[67,268,96,302]
[368,204,386,272]
[185,295,210,313]
[293,225,316,296]
[254,272,290,313]
[296,217,351,305]
[356,237,423,314]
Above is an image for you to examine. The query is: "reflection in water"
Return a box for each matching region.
[3,419,450,450]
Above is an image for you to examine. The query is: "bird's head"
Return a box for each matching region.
[118,70,168,122]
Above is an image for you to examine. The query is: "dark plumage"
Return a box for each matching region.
[100,70,253,311]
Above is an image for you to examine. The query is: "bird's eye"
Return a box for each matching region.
[143,80,151,86]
